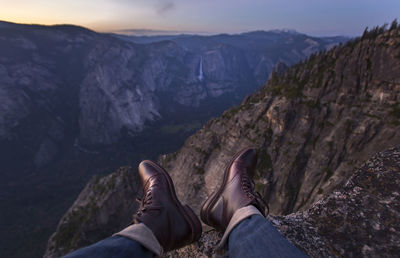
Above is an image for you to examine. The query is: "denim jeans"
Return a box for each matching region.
[63,236,152,258]
[64,215,307,257]
[228,214,307,258]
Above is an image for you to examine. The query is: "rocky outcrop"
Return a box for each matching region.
[159,27,400,216]
[168,145,400,257]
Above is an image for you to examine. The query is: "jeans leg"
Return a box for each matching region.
[228,215,307,258]
[63,236,153,258]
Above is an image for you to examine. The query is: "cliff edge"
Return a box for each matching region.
[45,146,400,257]
[167,145,400,257]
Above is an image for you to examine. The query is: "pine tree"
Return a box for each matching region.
[390,19,398,31]
[362,27,369,39]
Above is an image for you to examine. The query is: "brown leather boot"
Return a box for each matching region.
[200,148,268,231]
[133,160,202,252]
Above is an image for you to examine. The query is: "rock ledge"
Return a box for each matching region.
[168,146,400,257]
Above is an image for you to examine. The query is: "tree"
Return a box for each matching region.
[390,19,398,31]
[362,27,369,39]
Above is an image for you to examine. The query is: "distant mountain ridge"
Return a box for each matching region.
[113,28,347,44]
[0,20,346,146]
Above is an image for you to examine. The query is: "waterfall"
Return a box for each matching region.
[198,56,204,81]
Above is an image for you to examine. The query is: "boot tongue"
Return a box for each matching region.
[226,148,258,181]
[235,148,257,175]
[138,161,159,188]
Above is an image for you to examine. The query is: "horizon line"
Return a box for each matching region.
[0,19,357,38]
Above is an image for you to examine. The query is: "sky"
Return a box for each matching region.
[0,0,399,36]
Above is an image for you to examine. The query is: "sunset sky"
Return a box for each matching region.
[0,0,399,36]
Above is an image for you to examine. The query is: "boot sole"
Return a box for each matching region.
[144,160,202,245]
[200,147,253,230]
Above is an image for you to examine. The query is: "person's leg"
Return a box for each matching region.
[200,148,308,257]
[64,160,202,257]
[64,236,152,258]
[228,213,307,258]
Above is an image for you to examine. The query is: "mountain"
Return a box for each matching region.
[45,24,400,257]
[116,30,348,87]
[0,21,346,159]
[0,21,347,257]
[157,25,400,216]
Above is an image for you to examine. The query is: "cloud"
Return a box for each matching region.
[112,0,176,16]
[155,1,175,15]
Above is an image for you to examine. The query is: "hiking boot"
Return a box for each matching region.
[200,147,268,231]
[133,160,202,252]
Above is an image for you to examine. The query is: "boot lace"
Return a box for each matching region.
[242,174,270,215]
[134,186,163,220]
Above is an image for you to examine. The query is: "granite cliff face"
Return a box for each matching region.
[45,25,400,257]
[167,145,400,257]
[0,21,342,149]
[159,27,400,216]
[121,30,347,89]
